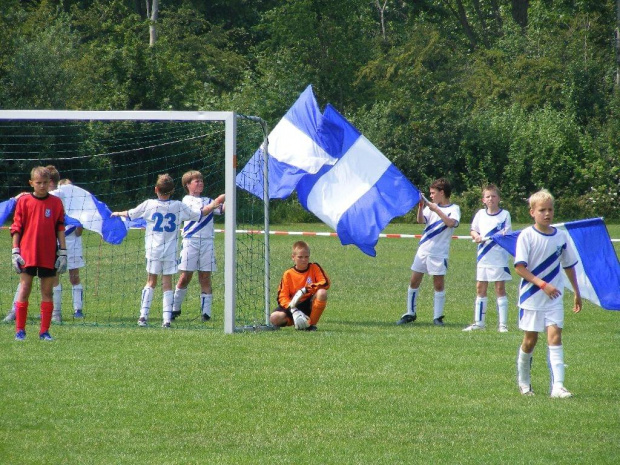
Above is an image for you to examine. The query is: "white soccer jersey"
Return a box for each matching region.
[515,226,578,311]
[416,203,461,259]
[471,208,512,268]
[128,199,201,261]
[50,187,83,262]
[180,195,222,240]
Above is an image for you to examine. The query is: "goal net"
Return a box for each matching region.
[0,111,270,333]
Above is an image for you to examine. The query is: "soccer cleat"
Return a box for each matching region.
[15,330,26,341]
[519,385,535,396]
[3,310,16,322]
[138,317,148,327]
[39,332,53,341]
[73,310,84,318]
[396,313,417,325]
[171,310,181,320]
[462,323,485,332]
[201,313,211,322]
[51,312,61,323]
[162,322,171,328]
[550,386,573,398]
[305,325,318,331]
[433,316,445,326]
[498,324,508,333]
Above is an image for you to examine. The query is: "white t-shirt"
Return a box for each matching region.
[181,195,222,241]
[515,226,578,311]
[128,199,201,261]
[471,208,512,268]
[416,203,461,259]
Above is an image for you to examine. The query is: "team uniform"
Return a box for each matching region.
[275,263,330,325]
[11,194,65,271]
[127,199,202,325]
[403,203,461,324]
[467,208,512,331]
[515,225,579,397]
[178,195,222,272]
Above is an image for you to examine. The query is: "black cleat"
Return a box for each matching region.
[396,313,417,325]
[433,316,445,326]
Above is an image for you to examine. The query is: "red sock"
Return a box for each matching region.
[15,301,28,332]
[309,299,327,325]
[40,301,53,335]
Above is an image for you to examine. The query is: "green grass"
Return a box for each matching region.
[1,223,619,464]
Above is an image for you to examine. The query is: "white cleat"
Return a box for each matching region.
[462,323,485,332]
[51,312,62,323]
[550,386,573,398]
[498,324,508,333]
[519,384,535,396]
[3,310,16,322]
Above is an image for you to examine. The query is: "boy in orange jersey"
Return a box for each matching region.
[270,240,330,331]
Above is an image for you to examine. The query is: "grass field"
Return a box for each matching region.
[1,222,619,464]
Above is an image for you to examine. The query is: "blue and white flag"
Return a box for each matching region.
[53,184,127,245]
[492,218,620,310]
[0,198,16,225]
[236,85,420,256]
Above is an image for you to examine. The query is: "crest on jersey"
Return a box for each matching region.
[45,208,51,218]
[306,277,312,286]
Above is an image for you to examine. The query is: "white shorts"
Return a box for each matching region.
[67,253,85,271]
[178,239,217,272]
[476,266,511,282]
[146,259,178,275]
[518,307,564,332]
[411,254,448,276]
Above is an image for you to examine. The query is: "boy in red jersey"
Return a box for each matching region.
[10,166,67,341]
[270,241,330,331]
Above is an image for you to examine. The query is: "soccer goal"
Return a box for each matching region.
[0,110,270,333]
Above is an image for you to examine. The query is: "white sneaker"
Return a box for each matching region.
[498,324,508,333]
[51,312,62,323]
[3,310,16,322]
[462,323,485,332]
[519,384,535,396]
[550,386,573,398]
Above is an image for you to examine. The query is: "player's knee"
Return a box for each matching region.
[315,288,328,302]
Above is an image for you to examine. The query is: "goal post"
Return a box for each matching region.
[0,110,270,333]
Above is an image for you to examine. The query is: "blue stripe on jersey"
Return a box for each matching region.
[184,213,214,239]
[65,225,77,236]
[519,263,561,305]
[476,241,496,262]
[419,214,452,246]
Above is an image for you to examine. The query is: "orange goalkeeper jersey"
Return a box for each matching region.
[276,263,330,309]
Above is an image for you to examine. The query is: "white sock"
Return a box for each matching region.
[433,291,446,320]
[173,286,188,312]
[497,296,508,326]
[53,284,62,314]
[201,293,213,317]
[72,284,83,311]
[474,296,488,326]
[548,345,565,389]
[407,287,418,315]
[11,284,21,313]
[517,348,533,388]
[162,290,174,324]
[140,286,154,319]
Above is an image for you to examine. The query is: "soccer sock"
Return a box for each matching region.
[53,284,62,315]
[200,293,213,318]
[517,347,533,388]
[474,296,488,326]
[173,286,188,312]
[40,301,53,334]
[11,284,21,314]
[162,290,174,324]
[548,345,565,389]
[497,296,508,326]
[72,284,83,311]
[140,286,154,319]
[309,299,327,325]
[15,301,28,332]
[407,287,418,315]
[433,291,446,320]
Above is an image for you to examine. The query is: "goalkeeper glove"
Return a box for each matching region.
[291,308,310,330]
[289,287,307,309]
[11,248,25,274]
[55,249,68,274]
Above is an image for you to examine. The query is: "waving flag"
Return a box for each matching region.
[52,184,127,245]
[492,218,620,310]
[236,85,420,256]
[0,198,17,225]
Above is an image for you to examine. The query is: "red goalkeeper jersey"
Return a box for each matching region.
[10,193,65,269]
[277,263,330,309]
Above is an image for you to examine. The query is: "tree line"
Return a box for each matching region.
[0,0,619,222]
